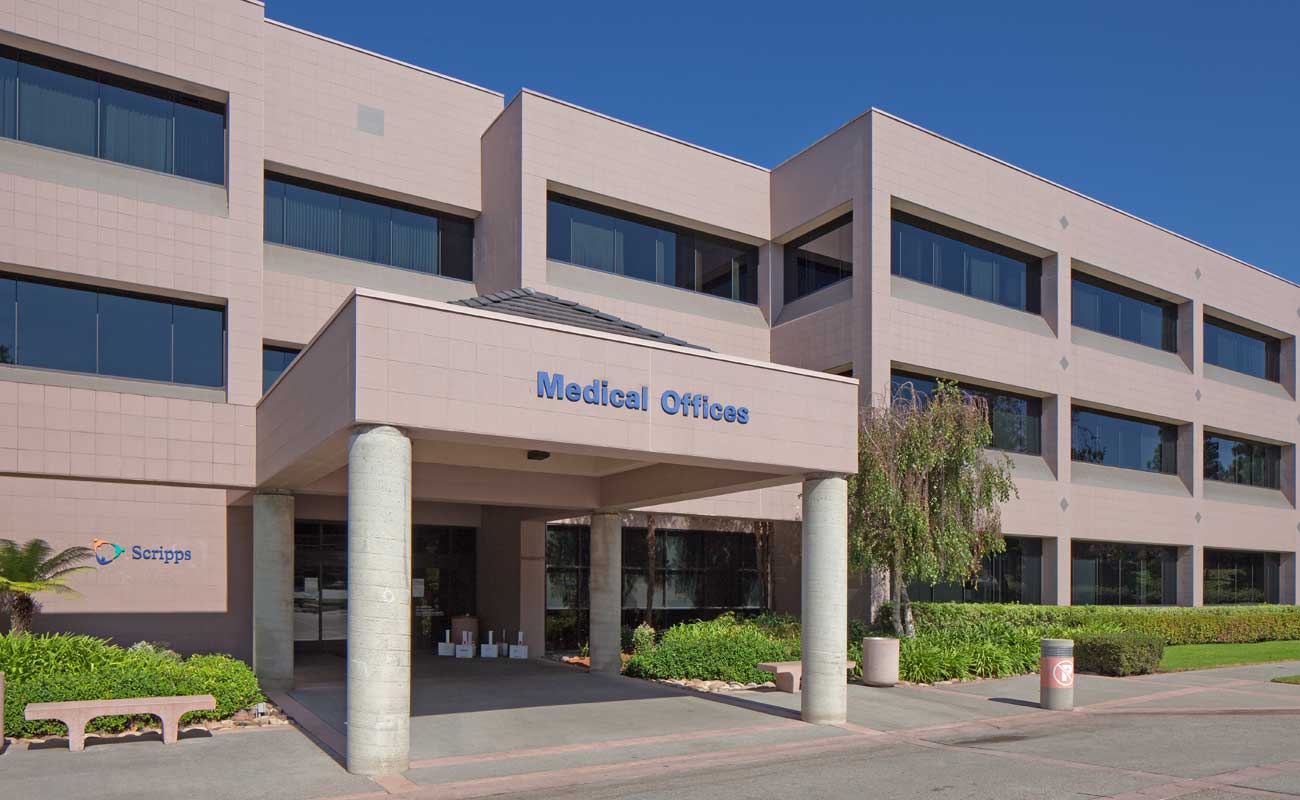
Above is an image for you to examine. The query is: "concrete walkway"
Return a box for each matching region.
[2,658,1298,799]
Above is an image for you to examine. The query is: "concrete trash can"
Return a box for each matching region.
[862,637,900,687]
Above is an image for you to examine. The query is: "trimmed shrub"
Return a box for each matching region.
[1,633,264,739]
[882,603,1300,646]
[624,613,800,683]
[631,623,656,655]
[1075,632,1165,677]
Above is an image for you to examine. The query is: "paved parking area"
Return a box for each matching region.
[3,657,1299,799]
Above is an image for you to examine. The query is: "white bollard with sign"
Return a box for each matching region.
[509,630,528,659]
[437,629,455,657]
[480,630,499,658]
[455,630,475,659]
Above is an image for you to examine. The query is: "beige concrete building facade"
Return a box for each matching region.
[1,3,1297,768]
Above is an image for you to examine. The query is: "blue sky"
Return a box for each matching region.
[266,0,1299,280]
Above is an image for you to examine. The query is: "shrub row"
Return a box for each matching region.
[885,603,1300,646]
[1,634,264,739]
[624,613,800,684]
[1074,632,1165,676]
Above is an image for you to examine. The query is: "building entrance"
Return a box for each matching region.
[293,520,476,652]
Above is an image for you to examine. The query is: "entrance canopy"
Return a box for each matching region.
[257,288,857,509]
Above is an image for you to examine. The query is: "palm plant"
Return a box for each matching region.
[0,539,95,634]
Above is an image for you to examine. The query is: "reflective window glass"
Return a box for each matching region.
[1204,432,1280,489]
[391,207,438,274]
[1071,407,1177,474]
[785,213,852,301]
[0,277,13,365]
[1072,272,1178,352]
[283,182,341,255]
[1204,549,1280,605]
[1071,542,1177,606]
[100,82,173,174]
[262,345,300,393]
[908,536,1043,603]
[891,371,1042,455]
[1204,317,1280,381]
[18,58,98,157]
[172,97,225,184]
[98,293,172,382]
[0,52,17,139]
[439,216,474,281]
[16,280,97,373]
[172,304,224,387]
[264,178,285,244]
[891,212,1041,313]
[340,196,392,265]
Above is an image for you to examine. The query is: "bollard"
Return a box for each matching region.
[1040,639,1074,710]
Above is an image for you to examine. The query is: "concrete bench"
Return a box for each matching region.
[24,694,216,752]
[757,661,856,693]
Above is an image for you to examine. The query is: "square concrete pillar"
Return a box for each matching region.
[346,425,412,776]
[589,511,622,672]
[253,491,294,692]
[1177,545,1204,607]
[519,519,547,657]
[800,473,847,725]
[1042,536,1071,605]
[1282,552,1299,606]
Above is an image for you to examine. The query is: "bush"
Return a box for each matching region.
[631,623,656,655]
[1075,632,1165,676]
[884,603,1300,646]
[1,633,264,739]
[624,613,800,684]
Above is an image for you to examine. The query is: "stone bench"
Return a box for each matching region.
[757,661,856,693]
[25,694,216,752]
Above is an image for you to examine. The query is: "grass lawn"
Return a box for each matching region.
[1274,675,1300,685]
[1160,641,1300,672]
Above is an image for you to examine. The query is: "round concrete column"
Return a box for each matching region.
[801,473,848,724]
[589,511,622,673]
[253,491,294,692]
[346,425,412,776]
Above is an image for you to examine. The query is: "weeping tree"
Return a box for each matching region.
[0,538,95,634]
[848,380,1017,637]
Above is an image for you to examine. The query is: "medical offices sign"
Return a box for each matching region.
[536,371,750,424]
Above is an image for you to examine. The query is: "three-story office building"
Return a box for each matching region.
[1,1,1296,676]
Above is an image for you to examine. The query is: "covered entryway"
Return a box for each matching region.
[253,287,857,775]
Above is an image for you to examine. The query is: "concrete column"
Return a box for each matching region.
[801,473,847,725]
[1043,536,1072,605]
[1282,552,1298,606]
[519,519,547,657]
[346,425,412,776]
[253,491,294,692]
[589,511,622,673]
[1177,545,1204,607]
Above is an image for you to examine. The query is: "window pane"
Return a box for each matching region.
[785,214,852,301]
[1071,273,1177,351]
[0,277,13,364]
[0,53,16,139]
[735,252,758,304]
[890,213,1039,312]
[891,370,1041,455]
[173,98,224,184]
[284,183,340,254]
[439,215,474,280]
[16,280,97,372]
[1203,433,1280,489]
[698,237,738,299]
[1072,542,1177,606]
[99,82,173,174]
[340,196,391,265]
[1071,407,1176,474]
[615,214,674,283]
[262,346,299,393]
[18,58,98,157]
[1204,549,1281,605]
[1204,318,1279,381]
[172,304,224,387]
[98,293,172,381]
[391,208,438,274]
[264,179,285,244]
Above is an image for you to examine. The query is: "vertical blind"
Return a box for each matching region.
[0,46,225,184]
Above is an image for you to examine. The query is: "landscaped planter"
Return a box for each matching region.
[862,636,900,687]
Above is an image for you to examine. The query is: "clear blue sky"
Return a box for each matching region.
[267,0,1299,281]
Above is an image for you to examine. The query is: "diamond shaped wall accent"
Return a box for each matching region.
[1060,498,1069,511]
[1060,356,1069,370]
[1059,215,1069,229]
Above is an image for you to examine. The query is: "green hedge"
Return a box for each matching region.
[624,613,800,684]
[887,603,1300,646]
[1,634,264,739]
[1075,632,1165,676]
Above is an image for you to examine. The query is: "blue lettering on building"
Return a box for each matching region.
[537,371,749,424]
[129,545,193,565]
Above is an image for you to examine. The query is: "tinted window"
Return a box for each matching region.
[1204,433,1280,489]
[0,277,13,365]
[1204,317,1280,381]
[892,371,1042,455]
[16,280,97,373]
[172,304,224,387]
[1204,549,1280,605]
[98,293,172,382]
[908,536,1042,604]
[1072,272,1177,352]
[1071,542,1177,606]
[547,194,758,303]
[1,47,225,184]
[262,346,301,393]
[1071,407,1177,474]
[265,174,472,280]
[785,213,852,302]
[891,212,1040,312]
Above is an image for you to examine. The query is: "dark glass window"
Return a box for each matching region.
[262,345,301,393]
[547,194,759,304]
[265,173,473,280]
[892,370,1042,455]
[1204,432,1281,489]
[1072,272,1177,352]
[1204,549,1280,605]
[1204,317,1280,382]
[0,271,224,387]
[785,213,852,302]
[1071,407,1177,474]
[1071,542,1178,606]
[908,536,1043,604]
[1,46,225,183]
[890,211,1041,313]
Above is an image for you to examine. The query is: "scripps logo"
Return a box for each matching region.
[92,538,125,566]
[91,539,192,566]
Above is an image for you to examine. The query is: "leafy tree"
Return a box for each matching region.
[848,380,1017,637]
[0,538,95,634]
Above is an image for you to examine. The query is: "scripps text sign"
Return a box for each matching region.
[536,371,750,424]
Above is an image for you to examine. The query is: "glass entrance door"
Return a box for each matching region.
[412,526,477,651]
